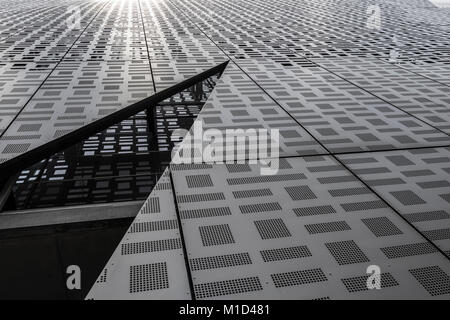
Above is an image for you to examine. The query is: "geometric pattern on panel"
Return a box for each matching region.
[339,148,450,255]
[170,157,450,299]
[86,170,191,299]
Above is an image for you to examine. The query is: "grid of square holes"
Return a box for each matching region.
[361,217,404,237]
[338,148,450,255]
[96,269,108,284]
[239,202,282,214]
[404,210,449,223]
[390,190,427,206]
[225,164,252,173]
[341,273,399,293]
[293,205,336,217]
[121,238,182,255]
[199,224,235,246]
[409,266,450,296]
[194,277,263,299]
[285,185,317,201]
[190,253,252,271]
[177,192,225,203]
[232,188,273,199]
[325,240,370,265]
[129,262,169,294]
[340,200,388,212]
[186,174,214,188]
[170,154,450,299]
[423,228,450,241]
[304,221,351,235]
[128,220,178,234]
[271,269,328,288]
[381,242,437,259]
[141,198,161,214]
[180,207,232,220]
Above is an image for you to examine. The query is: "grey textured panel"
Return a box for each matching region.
[0,0,63,41]
[339,147,450,256]
[409,266,450,296]
[236,58,450,153]
[0,60,154,163]
[0,62,55,135]
[63,0,148,61]
[0,1,105,62]
[3,0,450,300]
[2,0,449,65]
[3,0,450,165]
[190,252,252,271]
[311,57,450,134]
[171,0,450,62]
[87,170,191,299]
[341,273,399,293]
[173,63,327,159]
[386,61,450,87]
[140,0,226,61]
[0,0,228,165]
[171,157,450,299]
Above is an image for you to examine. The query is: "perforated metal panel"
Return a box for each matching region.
[171,159,450,299]
[170,0,450,63]
[339,148,450,256]
[0,0,228,165]
[311,57,450,135]
[2,0,450,300]
[86,170,191,299]
[181,64,327,158]
[234,59,450,153]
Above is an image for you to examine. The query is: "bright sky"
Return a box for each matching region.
[429,0,450,8]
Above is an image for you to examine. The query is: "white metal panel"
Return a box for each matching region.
[87,169,192,299]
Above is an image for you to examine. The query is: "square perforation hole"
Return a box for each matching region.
[199,224,235,246]
[409,266,450,296]
[129,262,169,293]
[325,240,370,265]
[254,218,291,240]
[361,217,403,237]
[261,246,312,262]
[190,253,252,271]
[271,269,327,288]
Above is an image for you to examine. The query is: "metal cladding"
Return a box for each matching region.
[1,0,450,299]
